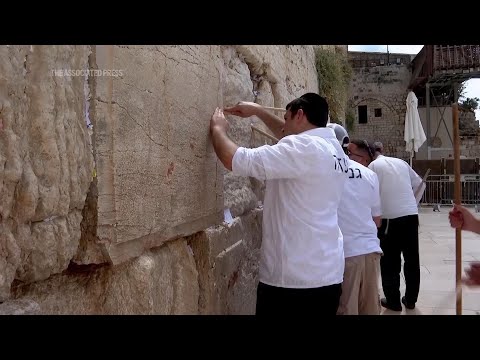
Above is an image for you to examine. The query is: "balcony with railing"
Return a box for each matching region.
[409,45,480,90]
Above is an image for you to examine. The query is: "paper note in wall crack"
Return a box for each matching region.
[224,208,234,224]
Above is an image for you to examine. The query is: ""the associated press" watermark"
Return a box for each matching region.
[51,69,124,77]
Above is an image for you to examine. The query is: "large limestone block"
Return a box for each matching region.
[12,238,199,314]
[103,240,199,315]
[91,45,224,265]
[14,211,83,282]
[0,45,93,300]
[190,208,262,315]
[12,265,106,314]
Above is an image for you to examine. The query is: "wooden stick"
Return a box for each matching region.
[452,103,462,315]
[414,168,431,204]
[251,125,279,142]
[262,106,286,112]
[423,168,431,182]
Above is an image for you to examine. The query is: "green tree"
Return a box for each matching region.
[461,97,479,111]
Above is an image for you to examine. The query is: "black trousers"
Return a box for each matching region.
[378,215,420,305]
[255,281,342,315]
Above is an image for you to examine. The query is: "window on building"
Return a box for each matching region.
[374,108,382,117]
[358,105,368,124]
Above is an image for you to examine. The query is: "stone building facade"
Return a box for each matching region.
[347,51,480,161]
[347,51,415,160]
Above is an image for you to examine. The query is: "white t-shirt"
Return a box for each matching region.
[338,160,382,258]
[368,155,423,219]
[232,127,348,288]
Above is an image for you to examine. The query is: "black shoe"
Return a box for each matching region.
[401,296,415,310]
[380,298,402,311]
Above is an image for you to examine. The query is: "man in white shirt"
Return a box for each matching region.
[210,93,349,315]
[368,150,423,311]
[328,126,383,315]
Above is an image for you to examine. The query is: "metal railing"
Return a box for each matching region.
[420,174,480,206]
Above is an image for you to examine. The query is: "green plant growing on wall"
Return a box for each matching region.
[315,48,352,124]
[345,108,355,132]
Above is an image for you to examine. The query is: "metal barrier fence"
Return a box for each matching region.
[420,174,480,206]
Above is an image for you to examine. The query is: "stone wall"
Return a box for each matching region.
[0,45,94,301]
[460,109,479,137]
[0,45,324,314]
[347,52,412,160]
[462,136,480,158]
[349,51,414,69]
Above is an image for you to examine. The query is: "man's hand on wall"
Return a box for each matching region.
[224,102,261,118]
[210,107,229,134]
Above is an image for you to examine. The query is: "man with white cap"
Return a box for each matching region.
[328,124,383,315]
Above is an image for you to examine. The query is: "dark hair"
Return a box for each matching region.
[285,93,329,127]
[350,139,375,161]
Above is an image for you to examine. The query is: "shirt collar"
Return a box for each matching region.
[300,127,336,140]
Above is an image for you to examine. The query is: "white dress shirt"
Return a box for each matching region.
[338,160,382,258]
[232,127,348,288]
[368,155,423,219]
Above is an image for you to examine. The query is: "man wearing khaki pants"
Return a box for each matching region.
[328,125,382,315]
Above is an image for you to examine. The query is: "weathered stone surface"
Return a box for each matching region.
[221,46,318,218]
[0,225,21,301]
[0,299,40,315]
[0,45,94,300]
[348,61,411,160]
[12,264,106,314]
[190,208,262,315]
[459,109,478,136]
[12,238,198,314]
[15,210,83,282]
[3,45,330,313]
[73,179,108,265]
[103,240,199,315]
[220,47,259,218]
[92,45,224,265]
[234,45,318,107]
[224,172,258,218]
